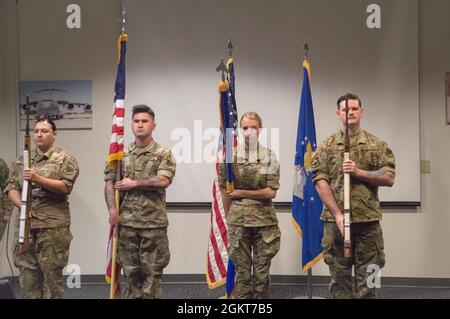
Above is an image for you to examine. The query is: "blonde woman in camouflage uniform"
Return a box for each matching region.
[312,93,395,299]
[104,105,176,299]
[220,112,281,299]
[6,118,79,299]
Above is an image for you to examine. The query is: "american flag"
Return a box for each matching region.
[105,32,127,299]
[107,33,127,167]
[206,57,238,297]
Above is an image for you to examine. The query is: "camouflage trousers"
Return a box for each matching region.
[0,196,13,241]
[118,226,170,299]
[227,225,281,299]
[322,221,385,299]
[0,218,6,242]
[13,226,72,299]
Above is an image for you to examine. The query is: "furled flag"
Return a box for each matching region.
[292,57,325,272]
[206,57,238,298]
[107,32,127,166]
[105,32,127,298]
[224,57,237,297]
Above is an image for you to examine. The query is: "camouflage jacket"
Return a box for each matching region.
[104,141,176,229]
[219,143,280,227]
[5,147,79,228]
[312,129,395,223]
[0,159,13,217]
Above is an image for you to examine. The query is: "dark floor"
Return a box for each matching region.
[7,281,450,299]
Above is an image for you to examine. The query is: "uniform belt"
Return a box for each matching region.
[30,228,47,234]
[30,226,64,234]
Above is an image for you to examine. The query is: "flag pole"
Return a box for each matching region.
[224,40,238,298]
[109,5,127,299]
[303,38,309,59]
[303,39,314,300]
[307,268,313,299]
[215,39,238,298]
[227,38,233,58]
[293,39,324,299]
[110,165,121,299]
[120,5,127,33]
[209,38,238,298]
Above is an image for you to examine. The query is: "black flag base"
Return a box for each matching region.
[293,269,325,299]
[0,278,16,299]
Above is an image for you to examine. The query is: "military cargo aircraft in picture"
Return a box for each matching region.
[20,88,93,121]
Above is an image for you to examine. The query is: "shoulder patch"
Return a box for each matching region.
[63,162,76,175]
[385,148,393,157]
[311,155,320,169]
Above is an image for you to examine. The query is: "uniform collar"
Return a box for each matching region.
[34,146,56,160]
[236,142,270,163]
[129,140,156,154]
[335,129,367,145]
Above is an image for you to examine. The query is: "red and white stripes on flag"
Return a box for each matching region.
[107,32,127,167]
[108,99,125,165]
[206,152,229,288]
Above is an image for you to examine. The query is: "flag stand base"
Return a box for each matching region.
[293,268,325,299]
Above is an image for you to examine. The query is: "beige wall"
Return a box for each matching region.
[1,0,450,281]
[0,0,122,277]
[0,0,2,116]
[0,0,18,274]
[0,0,18,162]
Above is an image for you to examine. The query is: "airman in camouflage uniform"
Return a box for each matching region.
[220,112,281,299]
[312,93,395,299]
[0,158,13,241]
[5,118,79,299]
[104,105,176,299]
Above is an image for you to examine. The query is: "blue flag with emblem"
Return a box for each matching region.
[292,58,324,272]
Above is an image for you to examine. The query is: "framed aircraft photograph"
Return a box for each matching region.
[19,80,93,130]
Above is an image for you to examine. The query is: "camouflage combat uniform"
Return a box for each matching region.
[5,147,79,299]
[0,159,13,241]
[219,143,281,299]
[312,129,395,299]
[104,141,176,299]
